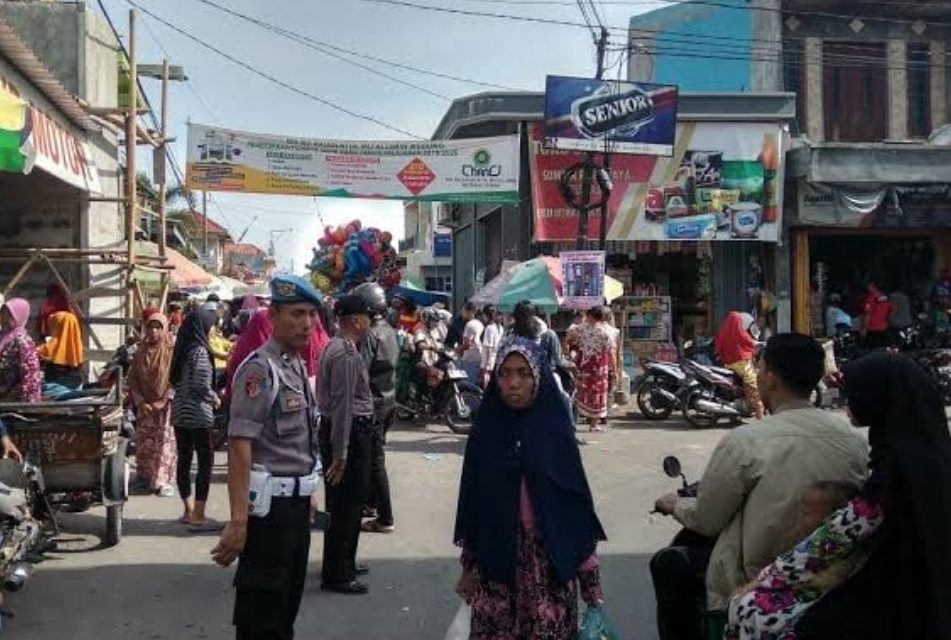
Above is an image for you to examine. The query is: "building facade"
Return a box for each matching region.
[0,4,122,354]
[399,200,452,294]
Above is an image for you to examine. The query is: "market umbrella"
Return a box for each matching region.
[387,281,450,308]
[470,255,624,312]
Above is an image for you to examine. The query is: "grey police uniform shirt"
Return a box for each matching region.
[229,338,316,477]
[316,336,374,461]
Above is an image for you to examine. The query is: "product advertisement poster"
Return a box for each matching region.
[186,123,519,203]
[543,76,678,155]
[529,122,786,242]
[561,250,606,310]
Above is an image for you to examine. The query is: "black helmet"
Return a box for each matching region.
[352,282,387,314]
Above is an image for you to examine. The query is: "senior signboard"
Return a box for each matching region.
[186,123,519,203]
[543,76,678,156]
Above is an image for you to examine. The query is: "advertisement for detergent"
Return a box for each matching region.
[186,123,519,203]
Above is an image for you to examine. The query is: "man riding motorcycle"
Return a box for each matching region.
[650,333,868,640]
[410,308,444,400]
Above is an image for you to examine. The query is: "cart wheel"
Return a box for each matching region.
[104,503,122,547]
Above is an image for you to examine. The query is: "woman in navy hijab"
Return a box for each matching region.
[454,337,607,639]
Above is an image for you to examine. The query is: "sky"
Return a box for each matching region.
[96,0,666,273]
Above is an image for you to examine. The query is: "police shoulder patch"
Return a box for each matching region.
[245,373,264,399]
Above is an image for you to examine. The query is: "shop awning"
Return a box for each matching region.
[134,242,215,292]
[787,143,951,184]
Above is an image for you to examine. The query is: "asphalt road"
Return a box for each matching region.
[6,412,727,639]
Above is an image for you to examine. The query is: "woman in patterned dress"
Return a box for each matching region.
[127,312,177,497]
[454,337,607,640]
[726,352,951,640]
[0,298,42,402]
[567,306,614,432]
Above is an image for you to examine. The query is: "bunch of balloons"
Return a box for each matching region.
[308,219,401,294]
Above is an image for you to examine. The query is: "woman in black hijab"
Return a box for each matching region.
[169,303,221,530]
[726,351,951,640]
[453,337,607,640]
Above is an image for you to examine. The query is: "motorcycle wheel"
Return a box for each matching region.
[445,382,482,435]
[636,379,674,421]
[682,389,720,429]
[105,503,123,547]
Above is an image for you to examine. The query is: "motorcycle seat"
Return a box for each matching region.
[709,366,736,378]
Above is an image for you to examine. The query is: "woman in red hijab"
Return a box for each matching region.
[37,284,70,339]
[714,311,764,419]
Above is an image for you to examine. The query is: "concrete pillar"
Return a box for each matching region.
[931,41,948,129]
[804,38,824,141]
[887,39,908,140]
[750,0,783,92]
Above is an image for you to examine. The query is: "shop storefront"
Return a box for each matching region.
[529,95,795,375]
[786,144,951,337]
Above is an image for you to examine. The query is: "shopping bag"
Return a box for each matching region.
[578,606,620,640]
[444,602,471,640]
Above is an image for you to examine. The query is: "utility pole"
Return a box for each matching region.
[202,190,209,258]
[124,9,138,320]
[576,26,610,251]
[157,58,169,259]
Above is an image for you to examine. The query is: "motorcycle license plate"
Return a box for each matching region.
[446,368,469,381]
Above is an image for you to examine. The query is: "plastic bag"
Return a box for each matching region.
[578,606,620,640]
[444,602,471,640]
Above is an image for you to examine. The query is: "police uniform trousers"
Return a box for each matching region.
[318,415,374,585]
[368,407,394,526]
[234,496,311,640]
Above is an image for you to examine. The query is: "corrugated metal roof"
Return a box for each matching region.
[0,17,94,131]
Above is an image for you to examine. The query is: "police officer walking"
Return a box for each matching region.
[317,295,375,594]
[211,274,323,639]
[353,283,398,534]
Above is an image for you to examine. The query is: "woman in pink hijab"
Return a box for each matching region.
[224,306,330,398]
[0,298,42,402]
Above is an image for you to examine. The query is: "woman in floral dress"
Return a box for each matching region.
[567,306,614,431]
[454,337,607,640]
[127,312,177,496]
[0,298,42,402]
[726,352,951,640]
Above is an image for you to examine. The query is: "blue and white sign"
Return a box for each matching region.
[433,225,452,257]
[544,76,678,156]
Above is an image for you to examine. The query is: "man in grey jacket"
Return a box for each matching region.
[650,333,869,640]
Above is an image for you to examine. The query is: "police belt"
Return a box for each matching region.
[269,473,319,499]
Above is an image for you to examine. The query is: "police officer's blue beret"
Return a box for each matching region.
[269,274,323,307]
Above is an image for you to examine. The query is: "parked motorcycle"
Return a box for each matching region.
[635,338,715,421]
[396,348,482,435]
[636,360,691,421]
[679,359,755,428]
[0,458,51,611]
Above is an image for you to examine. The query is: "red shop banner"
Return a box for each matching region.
[529,122,786,243]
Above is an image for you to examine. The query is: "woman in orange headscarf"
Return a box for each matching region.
[37,310,84,389]
[127,313,177,497]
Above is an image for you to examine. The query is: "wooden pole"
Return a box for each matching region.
[125,9,138,328]
[202,190,209,258]
[157,59,169,259]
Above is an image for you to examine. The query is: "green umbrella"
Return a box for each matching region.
[497,257,561,314]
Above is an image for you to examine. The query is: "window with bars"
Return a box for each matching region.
[908,42,932,139]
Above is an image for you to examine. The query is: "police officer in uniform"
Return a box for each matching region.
[212,274,322,639]
[353,283,398,534]
[317,295,375,594]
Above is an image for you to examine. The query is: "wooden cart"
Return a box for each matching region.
[1,387,128,547]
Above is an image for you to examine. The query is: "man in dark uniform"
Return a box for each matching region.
[353,283,398,534]
[317,295,375,594]
[211,274,322,639]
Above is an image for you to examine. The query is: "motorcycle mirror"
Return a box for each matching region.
[662,456,682,479]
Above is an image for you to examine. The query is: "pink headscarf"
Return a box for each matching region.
[225,309,273,396]
[240,295,259,311]
[302,314,330,377]
[0,298,31,352]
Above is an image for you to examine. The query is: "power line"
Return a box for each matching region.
[190,0,449,101]
[124,0,424,138]
[192,0,521,93]
[359,0,951,52]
